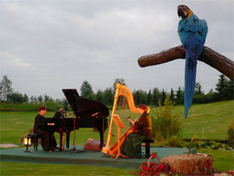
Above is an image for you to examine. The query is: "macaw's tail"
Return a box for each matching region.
[184,56,197,119]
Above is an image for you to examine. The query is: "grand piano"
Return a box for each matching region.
[43,89,109,150]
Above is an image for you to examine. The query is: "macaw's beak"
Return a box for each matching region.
[178,8,188,19]
[177,8,184,18]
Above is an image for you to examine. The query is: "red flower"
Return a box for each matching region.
[151,151,157,158]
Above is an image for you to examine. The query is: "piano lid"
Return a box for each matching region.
[62,89,109,118]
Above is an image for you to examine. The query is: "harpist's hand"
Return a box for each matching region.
[127,118,134,125]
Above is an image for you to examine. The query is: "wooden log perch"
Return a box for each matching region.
[138,45,234,81]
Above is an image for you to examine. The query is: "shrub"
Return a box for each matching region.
[227,119,234,148]
[0,101,63,111]
[185,140,233,151]
[152,94,182,141]
[166,136,184,148]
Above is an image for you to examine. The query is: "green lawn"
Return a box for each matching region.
[202,149,233,172]
[0,161,133,176]
[0,100,233,175]
[150,100,234,140]
[0,111,104,146]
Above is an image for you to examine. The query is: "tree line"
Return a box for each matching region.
[0,75,233,111]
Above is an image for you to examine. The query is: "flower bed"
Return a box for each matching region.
[131,152,228,176]
[132,152,176,176]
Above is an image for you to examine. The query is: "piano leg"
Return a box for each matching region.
[59,132,65,151]
[99,130,104,149]
[66,131,70,149]
[99,117,106,149]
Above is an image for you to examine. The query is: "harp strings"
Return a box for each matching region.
[102,83,140,154]
[111,95,139,146]
[111,95,127,146]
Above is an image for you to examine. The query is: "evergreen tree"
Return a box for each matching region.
[161,89,166,105]
[113,78,126,93]
[102,87,113,105]
[62,98,70,111]
[170,88,175,102]
[133,90,147,105]
[30,96,38,103]
[1,73,233,109]
[7,92,28,103]
[226,80,234,100]
[95,89,103,102]
[175,86,183,105]
[147,89,152,105]
[194,82,204,95]
[44,95,51,102]
[152,88,160,106]
[133,90,141,105]
[80,80,94,99]
[215,74,229,100]
[38,95,43,103]
[0,75,13,101]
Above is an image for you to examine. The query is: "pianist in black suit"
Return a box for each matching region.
[33,105,58,151]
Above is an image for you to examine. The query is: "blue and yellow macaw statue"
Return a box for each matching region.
[177,5,208,118]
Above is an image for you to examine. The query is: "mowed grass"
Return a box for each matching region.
[0,111,134,176]
[150,100,234,140]
[0,111,102,146]
[1,100,233,146]
[203,149,233,172]
[0,100,234,174]
[0,162,133,176]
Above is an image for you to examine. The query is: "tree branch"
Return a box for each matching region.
[138,45,234,81]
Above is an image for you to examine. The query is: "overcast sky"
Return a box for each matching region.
[1,0,233,99]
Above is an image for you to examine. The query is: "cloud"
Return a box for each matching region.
[0,0,233,99]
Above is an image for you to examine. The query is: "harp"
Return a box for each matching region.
[102,83,140,156]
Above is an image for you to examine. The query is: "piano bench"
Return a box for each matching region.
[142,139,155,158]
[27,133,40,151]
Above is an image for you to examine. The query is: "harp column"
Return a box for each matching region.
[101,83,121,154]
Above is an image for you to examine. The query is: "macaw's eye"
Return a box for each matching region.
[182,7,187,11]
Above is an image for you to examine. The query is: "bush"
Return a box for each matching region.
[166,136,184,148]
[193,94,214,104]
[152,94,182,141]
[185,140,233,151]
[0,101,63,111]
[0,102,39,111]
[227,119,234,148]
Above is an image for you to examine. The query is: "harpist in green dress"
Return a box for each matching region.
[121,104,153,158]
